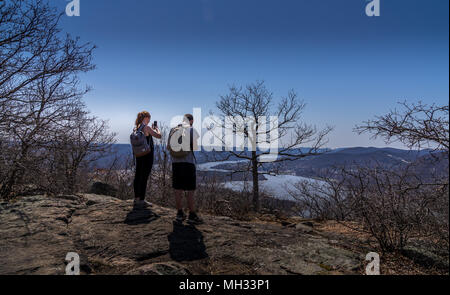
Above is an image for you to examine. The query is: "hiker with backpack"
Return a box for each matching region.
[130,111,161,209]
[168,114,203,225]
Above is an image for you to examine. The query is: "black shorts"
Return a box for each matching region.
[172,162,196,191]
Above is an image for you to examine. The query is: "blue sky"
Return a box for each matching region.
[57,0,449,148]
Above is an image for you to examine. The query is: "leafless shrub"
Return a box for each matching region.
[90,152,135,200]
[345,164,447,252]
[149,123,172,202]
[287,168,352,221]
[48,110,116,194]
[290,163,448,253]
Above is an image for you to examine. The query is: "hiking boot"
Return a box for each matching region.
[187,212,204,225]
[134,199,153,209]
[176,209,186,222]
[141,200,153,207]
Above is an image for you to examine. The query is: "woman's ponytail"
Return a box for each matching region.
[135,111,151,128]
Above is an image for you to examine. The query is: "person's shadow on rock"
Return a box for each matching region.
[124,208,159,225]
[168,222,208,262]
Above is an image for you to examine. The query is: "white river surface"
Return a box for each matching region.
[197,160,325,200]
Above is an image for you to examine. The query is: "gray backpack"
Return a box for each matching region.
[130,124,151,157]
[167,124,194,159]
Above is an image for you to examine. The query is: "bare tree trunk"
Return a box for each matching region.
[251,152,260,212]
[0,144,30,199]
[0,170,17,200]
[67,169,77,194]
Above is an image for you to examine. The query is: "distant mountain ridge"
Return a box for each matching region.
[89,145,446,199]
[93,145,438,171]
[277,147,445,179]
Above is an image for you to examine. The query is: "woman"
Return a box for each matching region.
[133,111,161,208]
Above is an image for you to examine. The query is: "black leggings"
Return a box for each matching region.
[133,153,153,200]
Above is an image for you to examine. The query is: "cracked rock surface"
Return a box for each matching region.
[0,194,363,275]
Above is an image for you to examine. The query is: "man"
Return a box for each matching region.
[171,114,203,224]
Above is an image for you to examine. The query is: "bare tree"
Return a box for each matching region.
[290,101,449,253]
[0,0,96,199]
[355,101,449,151]
[0,0,94,117]
[352,100,449,252]
[0,59,94,195]
[212,81,333,211]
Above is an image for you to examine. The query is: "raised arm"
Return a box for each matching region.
[144,125,162,139]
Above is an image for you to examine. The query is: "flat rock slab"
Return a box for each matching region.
[0,195,363,275]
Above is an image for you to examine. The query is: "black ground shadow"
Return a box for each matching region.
[168,222,208,262]
[124,208,160,225]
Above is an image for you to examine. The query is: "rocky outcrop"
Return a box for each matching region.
[0,194,363,275]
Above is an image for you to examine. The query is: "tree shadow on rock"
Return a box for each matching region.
[168,222,208,262]
[124,208,160,225]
